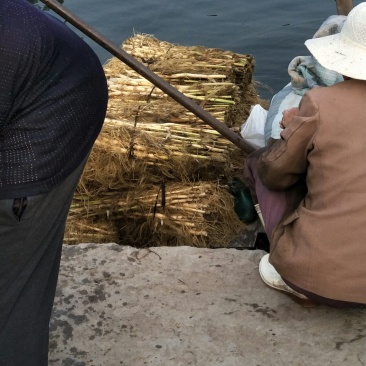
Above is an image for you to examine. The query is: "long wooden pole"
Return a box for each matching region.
[40,0,256,154]
[336,0,353,15]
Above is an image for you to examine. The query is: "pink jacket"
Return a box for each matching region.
[258,79,366,303]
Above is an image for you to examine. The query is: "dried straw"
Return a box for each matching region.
[66,182,245,247]
[79,117,244,192]
[64,218,119,244]
[65,34,259,247]
[104,34,258,128]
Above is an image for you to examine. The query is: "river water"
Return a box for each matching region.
[39,0,362,100]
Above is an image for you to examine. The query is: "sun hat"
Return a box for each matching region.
[305,2,366,80]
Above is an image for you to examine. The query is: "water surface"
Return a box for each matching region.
[43,0,362,99]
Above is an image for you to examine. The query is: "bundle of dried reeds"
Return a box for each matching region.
[79,117,243,192]
[66,182,244,247]
[104,34,257,128]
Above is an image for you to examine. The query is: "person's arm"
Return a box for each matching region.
[257,92,319,190]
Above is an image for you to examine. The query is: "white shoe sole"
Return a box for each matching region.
[259,254,309,300]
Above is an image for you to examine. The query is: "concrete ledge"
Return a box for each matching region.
[50,244,366,366]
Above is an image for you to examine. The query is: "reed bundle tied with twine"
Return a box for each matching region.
[65,34,260,247]
[79,117,242,192]
[104,33,258,128]
[66,182,245,247]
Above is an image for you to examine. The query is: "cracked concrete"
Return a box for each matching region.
[49,243,366,366]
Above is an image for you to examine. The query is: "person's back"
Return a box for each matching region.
[0,0,108,198]
[267,79,366,304]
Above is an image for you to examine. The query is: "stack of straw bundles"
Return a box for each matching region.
[65,34,260,247]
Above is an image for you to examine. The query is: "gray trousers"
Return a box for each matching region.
[0,156,87,366]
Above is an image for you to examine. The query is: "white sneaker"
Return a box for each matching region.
[259,254,309,300]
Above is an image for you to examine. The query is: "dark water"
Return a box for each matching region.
[41,0,362,100]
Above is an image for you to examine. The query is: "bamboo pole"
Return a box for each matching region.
[39,0,256,155]
[336,0,353,15]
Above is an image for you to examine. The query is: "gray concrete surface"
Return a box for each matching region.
[50,243,366,366]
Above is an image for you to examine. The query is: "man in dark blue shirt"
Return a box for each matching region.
[0,1,108,364]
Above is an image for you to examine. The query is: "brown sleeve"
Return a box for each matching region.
[257,92,319,190]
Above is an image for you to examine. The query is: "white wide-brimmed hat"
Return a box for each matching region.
[305,2,366,80]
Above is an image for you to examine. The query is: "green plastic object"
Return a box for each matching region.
[229,178,257,223]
